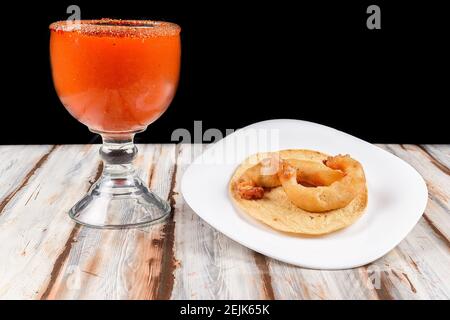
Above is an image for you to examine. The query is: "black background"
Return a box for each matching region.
[2,0,448,144]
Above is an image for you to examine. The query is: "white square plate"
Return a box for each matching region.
[181,119,428,269]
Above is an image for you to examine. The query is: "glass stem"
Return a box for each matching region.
[70,131,170,228]
[99,133,138,177]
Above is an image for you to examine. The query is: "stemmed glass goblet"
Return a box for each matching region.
[49,19,181,228]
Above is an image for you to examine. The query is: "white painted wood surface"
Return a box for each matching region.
[0,144,448,300]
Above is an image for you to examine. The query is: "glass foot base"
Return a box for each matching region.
[69,175,171,229]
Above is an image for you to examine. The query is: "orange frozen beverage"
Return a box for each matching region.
[50,19,181,132]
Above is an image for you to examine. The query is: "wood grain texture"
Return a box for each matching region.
[0,145,55,215]
[41,144,179,299]
[378,145,449,242]
[0,145,99,299]
[171,144,272,299]
[0,144,448,300]
[373,144,450,299]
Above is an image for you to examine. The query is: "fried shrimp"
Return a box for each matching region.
[236,181,265,200]
[288,159,345,186]
[278,155,366,212]
[236,155,345,200]
[235,156,280,200]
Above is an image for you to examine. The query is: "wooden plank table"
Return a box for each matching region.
[0,144,448,300]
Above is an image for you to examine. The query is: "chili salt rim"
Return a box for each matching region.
[49,19,181,38]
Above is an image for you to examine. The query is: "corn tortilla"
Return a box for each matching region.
[229,149,368,235]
